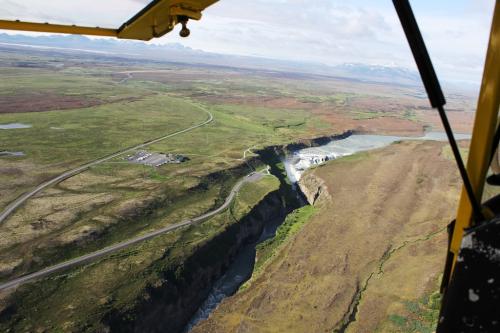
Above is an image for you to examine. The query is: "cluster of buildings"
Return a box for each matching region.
[125,150,188,167]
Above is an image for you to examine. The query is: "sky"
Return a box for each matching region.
[0,0,496,85]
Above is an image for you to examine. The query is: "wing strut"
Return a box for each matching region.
[0,0,219,40]
[393,0,486,223]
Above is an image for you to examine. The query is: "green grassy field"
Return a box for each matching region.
[0,95,207,165]
[0,68,142,100]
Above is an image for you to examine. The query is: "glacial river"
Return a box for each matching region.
[284,132,471,182]
[185,131,470,331]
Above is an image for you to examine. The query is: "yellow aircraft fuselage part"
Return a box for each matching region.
[0,20,117,38]
[449,1,500,276]
[117,0,217,40]
[0,0,218,41]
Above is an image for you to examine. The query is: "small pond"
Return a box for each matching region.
[0,123,32,130]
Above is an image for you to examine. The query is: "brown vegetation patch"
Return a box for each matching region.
[0,160,58,211]
[0,167,23,176]
[416,109,474,133]
[202,95,315,110]
[0,92,102,113]
[351,116,424,136]
[346,95,428,113]
[311,109,425,136]
[0,93,141,114]
[0,192,116,250]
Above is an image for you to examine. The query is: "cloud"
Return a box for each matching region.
[0,0,147,26]
[169,0,494,84]
[0,0,495,84]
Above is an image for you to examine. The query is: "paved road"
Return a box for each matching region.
[0,104,213,224]
[0,171,264,291]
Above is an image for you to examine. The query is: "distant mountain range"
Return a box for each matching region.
[0,33,422,86]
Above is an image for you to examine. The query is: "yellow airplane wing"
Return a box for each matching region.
[0,0,218,40]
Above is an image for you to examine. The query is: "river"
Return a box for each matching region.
[284,132,471,182]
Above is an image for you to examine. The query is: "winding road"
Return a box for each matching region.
[0,103,213,224]
[0,171,264,291]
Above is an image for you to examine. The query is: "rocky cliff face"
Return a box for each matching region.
[298,172,331,207]
[284,130,354,153]
[256,130,354,160]
[103,191,285,333]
